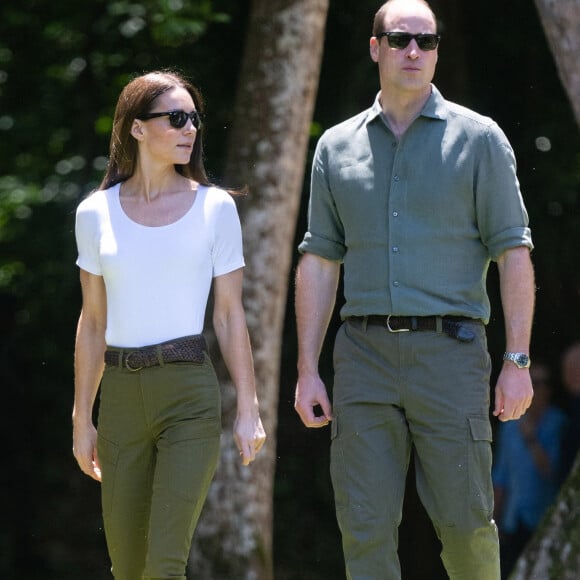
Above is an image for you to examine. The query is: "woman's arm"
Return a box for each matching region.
[213,268,265,465]
[73,269,107,481]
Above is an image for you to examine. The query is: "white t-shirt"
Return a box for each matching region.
[75,183,245,347]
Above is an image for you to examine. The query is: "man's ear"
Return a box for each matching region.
[369,36,380,63]
[130,119,145,141]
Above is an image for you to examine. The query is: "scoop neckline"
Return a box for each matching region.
[113,182,203,229]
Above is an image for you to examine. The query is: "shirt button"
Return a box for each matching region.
[393,175,400,181]
[392,246,399,253]
[393,281,400,287]
[392,211,399,217]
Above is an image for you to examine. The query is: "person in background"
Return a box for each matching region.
[294,0,535,578]
[72,70,265,580]
[559,341,580,482]
[492,362,566,578]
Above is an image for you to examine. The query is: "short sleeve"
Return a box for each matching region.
[75,195,103,275]
[212,192,245,277]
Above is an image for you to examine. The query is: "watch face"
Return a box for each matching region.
[504,352,531,368]
[515,354,530,368]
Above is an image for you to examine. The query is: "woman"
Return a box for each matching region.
[72,70,266,580]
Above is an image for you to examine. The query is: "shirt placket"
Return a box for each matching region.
[388,139,406,314]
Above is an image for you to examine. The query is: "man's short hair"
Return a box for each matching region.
[372,0,437,37]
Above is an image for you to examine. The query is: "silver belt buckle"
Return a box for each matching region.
[125,351,143,372]
[386,314,410,333]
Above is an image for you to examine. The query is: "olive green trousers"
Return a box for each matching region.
[97,355,221,580]
[331,318,500,580]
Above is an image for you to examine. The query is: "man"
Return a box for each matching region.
[294,1,535,578]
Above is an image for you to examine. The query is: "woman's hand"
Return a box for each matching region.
[234,412,266,466]
[73,421,102,481]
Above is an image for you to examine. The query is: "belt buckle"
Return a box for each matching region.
[125,351,143,372]
[386,314,410,333]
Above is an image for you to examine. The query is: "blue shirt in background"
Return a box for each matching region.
[492,407,566,533]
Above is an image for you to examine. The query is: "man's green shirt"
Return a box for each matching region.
[299,85,533,324]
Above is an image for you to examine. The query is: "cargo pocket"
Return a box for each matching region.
[97,434,119,517]
[467,415,493,513]
[329,416,349,511]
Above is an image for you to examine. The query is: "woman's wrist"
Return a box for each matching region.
[236,397,260,417]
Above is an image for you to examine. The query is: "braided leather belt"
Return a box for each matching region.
[104,334,207,371]
[348,315,481,342]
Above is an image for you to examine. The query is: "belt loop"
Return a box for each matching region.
[118,349,124,369]
[156,344,165,367]
[361,316,368,332]
[410,316,418,331]
[436,316,443,333]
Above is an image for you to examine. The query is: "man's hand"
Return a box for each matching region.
[295,373,333,428]
[493,365,533,421]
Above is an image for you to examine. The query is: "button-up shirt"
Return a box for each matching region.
[298,85,533,323]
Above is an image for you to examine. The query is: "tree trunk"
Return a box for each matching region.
[511,455,580,579]
[188,1,329,578]
[533,0,580,127]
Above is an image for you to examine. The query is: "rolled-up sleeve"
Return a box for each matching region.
[298,137,346,261]
[475,124,533,260]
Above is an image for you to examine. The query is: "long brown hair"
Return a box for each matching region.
[99,71,210,190]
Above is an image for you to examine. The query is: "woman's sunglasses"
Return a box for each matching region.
[375,32,441,51]
[137,109,203,130]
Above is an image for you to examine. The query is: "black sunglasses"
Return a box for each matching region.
[376,32,440,51]
[137,109,203,130]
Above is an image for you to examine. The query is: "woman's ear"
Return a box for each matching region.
[130,119,145,141]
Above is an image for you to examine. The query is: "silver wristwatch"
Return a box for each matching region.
[503,352,531,369]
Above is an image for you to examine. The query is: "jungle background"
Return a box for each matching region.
[0,0,579,579]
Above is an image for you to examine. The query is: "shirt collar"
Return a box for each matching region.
[365,84,448,125]
[420,85,447,120]
[366,93,384,124]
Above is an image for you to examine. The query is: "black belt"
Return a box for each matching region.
[104,334,207,371]
[348,315,480,342]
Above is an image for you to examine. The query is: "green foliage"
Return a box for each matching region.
[0,0,239,189]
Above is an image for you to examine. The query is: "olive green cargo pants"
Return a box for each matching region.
[331,318,500,580]
[97,355,221,580]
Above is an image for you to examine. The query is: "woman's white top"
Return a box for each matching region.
[75,183,245,347]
